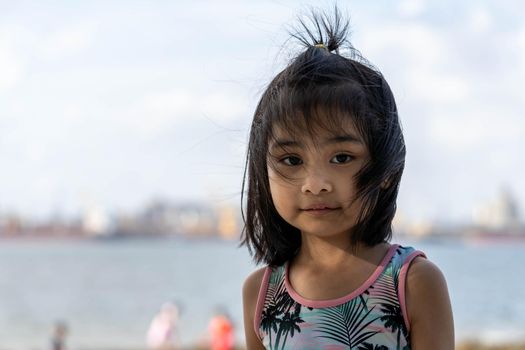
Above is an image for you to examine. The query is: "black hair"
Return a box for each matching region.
[241,7,405,266]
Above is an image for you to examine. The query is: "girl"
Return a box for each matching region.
[241,8,454,350]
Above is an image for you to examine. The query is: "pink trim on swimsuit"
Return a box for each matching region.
[284,244,400,309]
[253,266,271,341]
[398,250,427,332]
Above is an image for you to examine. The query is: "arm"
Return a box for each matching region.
[406,257,455,350]
[242,268,267,350]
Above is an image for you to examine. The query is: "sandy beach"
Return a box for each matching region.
[456,343,525,350]
[173,343,525,350]
[6,341,520,350]
[170,344,525,350]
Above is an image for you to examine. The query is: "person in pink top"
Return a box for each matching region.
[146,302,180,350]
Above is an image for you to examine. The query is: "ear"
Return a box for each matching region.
[380,178,391,189]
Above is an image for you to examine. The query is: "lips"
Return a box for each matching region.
[303,204,337,210]
[300,203,340,215]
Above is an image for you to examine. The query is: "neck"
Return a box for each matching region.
[295,233,362,268]
[294,232,390,269]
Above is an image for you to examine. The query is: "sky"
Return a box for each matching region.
[0,0,524,224]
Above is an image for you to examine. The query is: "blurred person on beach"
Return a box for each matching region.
[241,6,454,350]
[50,321,68,350]
[147,301,180,350]
[208,307,235,350]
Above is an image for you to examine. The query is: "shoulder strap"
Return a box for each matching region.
[253,266,272,341]
[396,246,427,332]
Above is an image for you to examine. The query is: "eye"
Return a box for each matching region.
[330,154,353,164]
[281,156,303,166]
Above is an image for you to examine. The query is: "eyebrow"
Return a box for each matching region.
[270,134,364,150]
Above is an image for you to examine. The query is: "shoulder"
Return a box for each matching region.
[406,257,454,349]
[406,257,449,311]
[243,267,267,302]
[242,267,268,350]
[406,256,446,286]
[406,256,448,306]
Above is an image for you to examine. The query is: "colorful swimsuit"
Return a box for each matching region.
[254,244,425,350]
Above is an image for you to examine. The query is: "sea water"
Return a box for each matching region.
[0,237,523,349]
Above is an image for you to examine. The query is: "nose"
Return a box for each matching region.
[301,169,333,195]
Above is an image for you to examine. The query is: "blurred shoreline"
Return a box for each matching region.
[1,342,521,350]
[1,342,520,350]
[457,343,525,350]
[2,339,525,350]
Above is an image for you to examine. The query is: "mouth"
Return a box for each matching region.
[300,204,341,216]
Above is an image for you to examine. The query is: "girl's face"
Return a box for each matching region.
[267,120,369,241]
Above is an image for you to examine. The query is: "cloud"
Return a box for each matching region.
[360,22,471,104]
[0,20,97,92]
[37,21,97,60]
[201,91,249,123]
[397,0,427,17]
[360,22,445,68]
[467,6,493,34]
[118,89,249,137]
[427,106,523,156]
[406,71,470,103]
[519,28,525,78]
[428,113,489,151]
[0,31,22,91]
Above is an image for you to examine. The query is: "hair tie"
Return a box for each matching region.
[314,43,328,51]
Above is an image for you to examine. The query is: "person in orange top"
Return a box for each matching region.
[208,309,234,350]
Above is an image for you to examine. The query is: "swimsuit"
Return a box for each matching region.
[255,244,425,349]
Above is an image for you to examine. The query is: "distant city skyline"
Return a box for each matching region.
[0,0,524,224]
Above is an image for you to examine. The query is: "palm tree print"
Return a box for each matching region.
[260,304,280,346]
[274,303,303,350]
[379,302,408,350]
[261,267,304,349]
[260,268,283,346]
[314,298,381,348]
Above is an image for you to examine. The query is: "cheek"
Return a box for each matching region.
[268,169,282,203]
[335,176,362,213]
[268,166,293,191]
[342,189,366,223]
[268,177,286,207]
[268,171,297,212]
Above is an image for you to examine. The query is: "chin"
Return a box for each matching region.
[297,224,353,238]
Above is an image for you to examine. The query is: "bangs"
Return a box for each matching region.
[265,80,370,147]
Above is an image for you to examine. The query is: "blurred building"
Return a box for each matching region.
[392,210,435,238]
[82,205,114,237]
[472,187,521,231]
[133,199,219,237]
[216,205,241,240]
[0,213,23,237]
